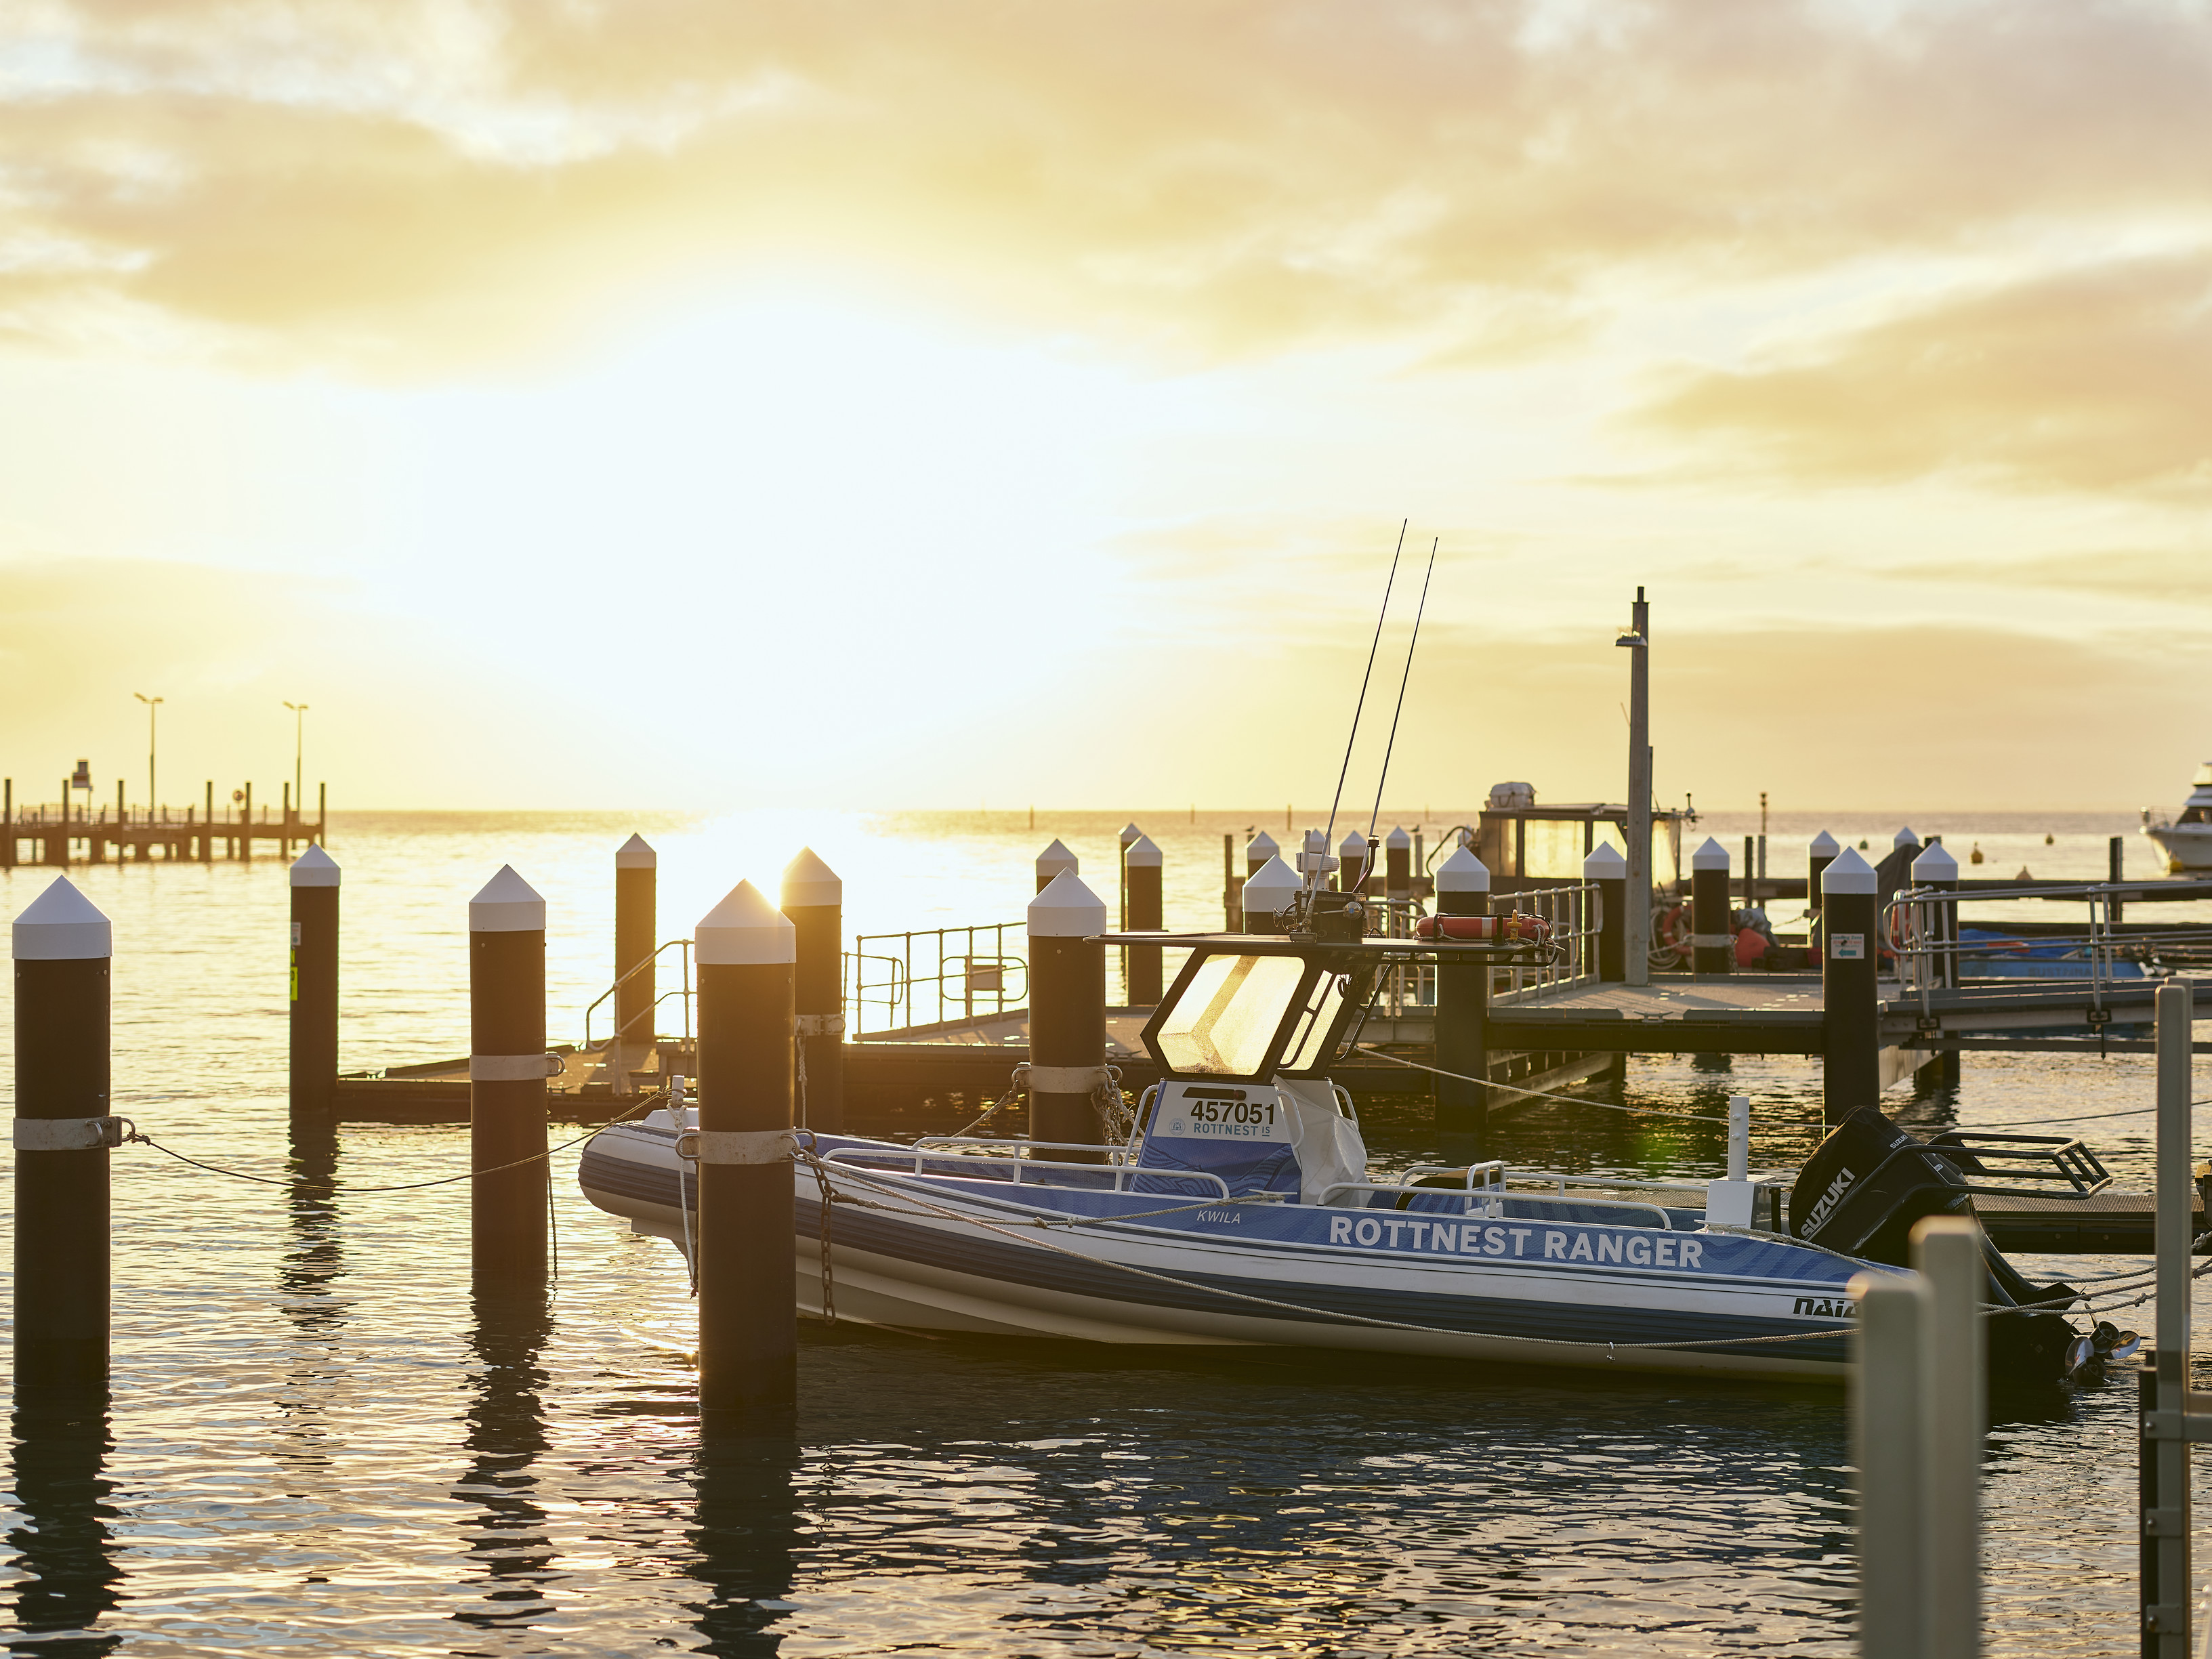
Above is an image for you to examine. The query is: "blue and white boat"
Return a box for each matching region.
[580,902,2100,1384]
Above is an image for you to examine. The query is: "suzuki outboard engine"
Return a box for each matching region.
[1789,1106,2081,1382]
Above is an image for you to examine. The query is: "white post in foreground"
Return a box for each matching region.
[1850,1212,1984,1659]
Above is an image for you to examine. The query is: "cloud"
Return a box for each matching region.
[7,1,2212,370]
[1640,250,2212,494]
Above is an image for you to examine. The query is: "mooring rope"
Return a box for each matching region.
[1354,1045,1741,1123]
[123,1087,670,1194]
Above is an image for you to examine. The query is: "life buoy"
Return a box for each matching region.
[1416,913,1552,942]
[1653,902,1693,965]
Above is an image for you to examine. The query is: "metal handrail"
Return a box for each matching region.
[913,1136,1140,1164]
[824,1145,1230,1198]
[1381,881,1601,1015]
[843,923,1027,1036]
[582,938,693,1051]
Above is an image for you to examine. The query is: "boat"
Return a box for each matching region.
[579,882,2112,1385]
[2141,763,2212,872]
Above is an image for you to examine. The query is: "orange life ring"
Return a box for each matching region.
[1654,902,1693,964]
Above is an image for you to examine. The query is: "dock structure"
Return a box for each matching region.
[0,778,328,867]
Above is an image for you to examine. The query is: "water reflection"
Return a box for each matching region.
[452,1293,557,1639]
[690,1428,803,1657]
[274,1114,347,1489]
[5,1402,119,1657]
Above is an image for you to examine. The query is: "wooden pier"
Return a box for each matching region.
[1,779,327,866]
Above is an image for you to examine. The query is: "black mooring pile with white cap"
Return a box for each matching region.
[13,877,117,1397]
[1434,844,1492,1157]
[1819,845,1879,1127]
[469,865,550,1290]
[1027,870,1108,1158]
[613,834,656,1077]
[1124,834,1163,1005]
[781,848,844,1135]
[289,845,340,1120]
[692,881,798,1416]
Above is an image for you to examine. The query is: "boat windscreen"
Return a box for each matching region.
[1279,970,1356,1073]
[1153,953,1310,1076]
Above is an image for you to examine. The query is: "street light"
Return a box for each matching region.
[133,692,163,815]
[283,702,308,810]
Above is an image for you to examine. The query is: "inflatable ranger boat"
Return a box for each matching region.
[580,890,2112,1383]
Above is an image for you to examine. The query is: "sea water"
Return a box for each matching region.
[0,808,2202,1656]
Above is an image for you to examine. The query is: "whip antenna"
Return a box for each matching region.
[1323,519,1407,844]
[1368,537,1438,843]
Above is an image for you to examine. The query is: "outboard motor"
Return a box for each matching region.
[1789,1106,2081,1382]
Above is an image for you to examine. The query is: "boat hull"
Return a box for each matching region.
[2142,822,2212,873]
[580,1125,1870,1381]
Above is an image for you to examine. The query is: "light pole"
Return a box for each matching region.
[133,692,163,815]
[283,702,308,814]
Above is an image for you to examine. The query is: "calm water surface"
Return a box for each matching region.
[0,808,2204,1655]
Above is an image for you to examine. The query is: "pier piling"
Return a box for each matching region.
[613,835,657,1083]
[1621,587,1652,988]
[289,847,340,1121]
[1690,837,1731,975]
[1584,841,1627,982]
[1222,835,1239,929]
[692,882,797,1419]
[1125,835,1163,1005]
[2140,981,2194,1656]
[1241,856,1299,936]
[1035,838,1078,894]
[1244,830,1278,881]
[1384,826,1411,906]
[1027,871,1108,1156]
[780,848,846,1135]
[12,878,114,1398]
[1337,828,1369,894]
[1808,830,1839,915]
[2110,835,2127,924]
[469,866,550,1292]
[1911,840,1958,990]
[1434,845,1491,1156]
[1820,847,1879,1126]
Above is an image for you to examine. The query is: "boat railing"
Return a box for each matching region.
[913,1136,1138,1164]
[1375,881,1604,1016]
[826,1144,1232,1199]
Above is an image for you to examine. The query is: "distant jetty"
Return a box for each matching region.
[1,778,327,866]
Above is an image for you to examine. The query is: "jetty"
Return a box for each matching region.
[1,778,327,866]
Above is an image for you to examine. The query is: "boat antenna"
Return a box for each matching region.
[1323,519,1407,846]
[1367,537,1438,844]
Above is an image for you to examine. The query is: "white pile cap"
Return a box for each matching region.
[470,866,546,932]
[1036,838,1079,885]
[1242,854,1301,920]
[1912,841,1959,882]
[1822,846,1878,896]
[1435,844,1491,894]
[1583,842,1627,879]
[1125,834,1161,868]
[291,844,340,887]
[1029,869,1107,938]
[781,846,842,908]
[615,834,656,870]
[1691,836,1730,871]
[12,877,111,961]
[697,881,795,964]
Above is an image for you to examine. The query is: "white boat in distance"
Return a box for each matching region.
[581,882,2105,1385]
[2142,763,2212,872]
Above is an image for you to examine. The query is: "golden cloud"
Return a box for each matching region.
[8,1,2212,371]
[1640,251,2212,494]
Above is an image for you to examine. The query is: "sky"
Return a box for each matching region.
[1,0,2209,814]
